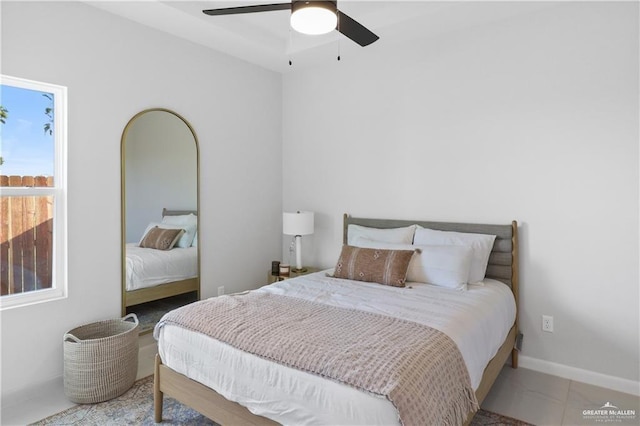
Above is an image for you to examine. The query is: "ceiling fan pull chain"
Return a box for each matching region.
[288,27,293,66]
[337,16,341,61]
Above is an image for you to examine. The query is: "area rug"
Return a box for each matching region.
[32,376,533,425]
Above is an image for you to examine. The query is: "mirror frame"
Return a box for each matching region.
[120,108,200,316]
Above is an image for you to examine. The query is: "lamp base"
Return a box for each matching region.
[291,267,308,273]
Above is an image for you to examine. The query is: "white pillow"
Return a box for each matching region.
[347,224,416,245]
[162,213,197,225]
[140,222,196,248]
[413,227,496,284]
[351,237,473,290]
[162,214,198,247]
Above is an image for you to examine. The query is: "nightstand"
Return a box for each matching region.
[267,267,321,284]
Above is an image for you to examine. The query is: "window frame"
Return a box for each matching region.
[0,75,68,310]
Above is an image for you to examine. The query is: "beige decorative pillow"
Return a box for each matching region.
[333,245,415,287]
[139,226,184,250]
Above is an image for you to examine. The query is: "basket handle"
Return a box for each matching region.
[123,313,139,326]
[63,333,82,343]
[63,314,138,343]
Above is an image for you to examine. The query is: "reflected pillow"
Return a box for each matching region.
[347,224,416,245]
[140,222,196,248]
[162,213,197,226]
[352,237,472,290]
[413,227,496,284]
[162,214,198,247]
[333,245,415,287]
[139,226,183,250]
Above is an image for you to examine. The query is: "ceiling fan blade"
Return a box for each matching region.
[337,10,378,47]
[203,3,292,16]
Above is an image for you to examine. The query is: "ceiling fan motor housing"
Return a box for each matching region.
[292,1,338,15]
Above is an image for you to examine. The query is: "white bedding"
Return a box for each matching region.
[156,271,516,425]
[125,243,198,291]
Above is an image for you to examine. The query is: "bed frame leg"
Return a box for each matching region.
[511,348,518,369]
[154,354,164,423]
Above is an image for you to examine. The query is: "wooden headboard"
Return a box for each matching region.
[343,214,519,291]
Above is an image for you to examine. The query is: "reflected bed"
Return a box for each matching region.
[123,209,199,308]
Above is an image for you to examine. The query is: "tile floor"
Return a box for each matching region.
[2,337,639,426]
[482,365,640,425]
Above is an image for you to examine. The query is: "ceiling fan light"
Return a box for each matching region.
[291,5,337,35]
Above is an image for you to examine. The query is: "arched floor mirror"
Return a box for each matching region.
[121,108,200,334]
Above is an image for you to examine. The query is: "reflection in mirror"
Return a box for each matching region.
[121,109,199,334]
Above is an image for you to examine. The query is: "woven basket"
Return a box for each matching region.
[63,313,139,404]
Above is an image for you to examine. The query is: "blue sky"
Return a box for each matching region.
[0,84,55,177]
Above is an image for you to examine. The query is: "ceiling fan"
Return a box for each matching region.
[202,1,379,47]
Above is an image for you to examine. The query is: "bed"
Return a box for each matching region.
[123,208,200,308]
[153,214,519,425]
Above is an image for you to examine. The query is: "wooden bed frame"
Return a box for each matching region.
[122,208,200,311]
[154,214,519,425]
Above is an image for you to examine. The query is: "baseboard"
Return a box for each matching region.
[519,355,640,396]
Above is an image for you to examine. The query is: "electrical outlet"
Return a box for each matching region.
[542,315,554,333]
[218,286,225,296]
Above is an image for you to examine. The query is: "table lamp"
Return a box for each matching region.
[283,211,314,272]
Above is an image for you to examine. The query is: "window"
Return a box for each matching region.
[0,75,67,309]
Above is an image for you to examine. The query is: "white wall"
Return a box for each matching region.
[0,1,282,401]
[283,2,639,387]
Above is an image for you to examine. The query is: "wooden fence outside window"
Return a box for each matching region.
[0,175,54,296]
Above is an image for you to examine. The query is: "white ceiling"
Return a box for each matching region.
[86,1,554,73]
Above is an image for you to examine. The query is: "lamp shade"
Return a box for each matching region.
[283,211,314,236]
